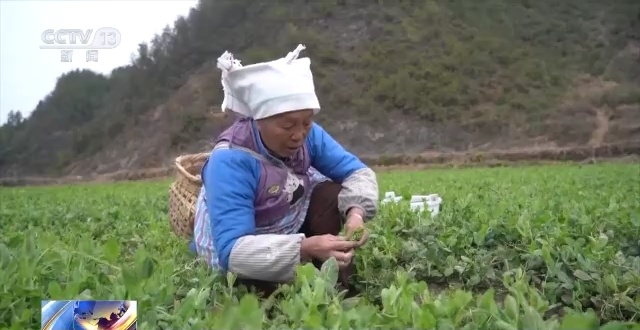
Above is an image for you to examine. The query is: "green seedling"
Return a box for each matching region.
[341,226,365,242]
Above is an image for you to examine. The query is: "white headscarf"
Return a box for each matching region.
[216,44,321,120]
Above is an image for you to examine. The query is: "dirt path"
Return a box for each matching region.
[589,107,612,147]
[1,143,639,187]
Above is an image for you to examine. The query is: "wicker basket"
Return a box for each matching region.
[168,152,210,238]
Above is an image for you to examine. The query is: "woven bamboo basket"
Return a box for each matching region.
[168,152,210,238]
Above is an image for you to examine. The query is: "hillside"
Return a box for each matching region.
[1,0,639,178]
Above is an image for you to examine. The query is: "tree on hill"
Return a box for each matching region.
[4,110,24,128]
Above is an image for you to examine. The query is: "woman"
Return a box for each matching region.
[189,44,379,297]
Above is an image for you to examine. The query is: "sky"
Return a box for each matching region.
[0,0,199,125]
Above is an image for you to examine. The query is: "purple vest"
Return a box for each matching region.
[214,118,313,229]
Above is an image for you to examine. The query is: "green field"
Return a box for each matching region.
[1,164,639,329]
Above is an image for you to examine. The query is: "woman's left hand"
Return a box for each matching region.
[344,213,369,248]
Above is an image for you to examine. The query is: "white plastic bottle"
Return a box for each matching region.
[410,194,442,217]
[380,191,403,205]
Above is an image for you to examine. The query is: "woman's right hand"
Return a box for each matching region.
[301,234,358,268]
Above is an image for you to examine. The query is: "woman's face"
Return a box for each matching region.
[256,109,314,158]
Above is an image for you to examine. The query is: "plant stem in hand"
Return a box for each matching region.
[341,226,364,242]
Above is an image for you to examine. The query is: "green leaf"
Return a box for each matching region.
[599,321,630,330]
[478,288,498,315]
[556,270,572,283]
[559,311,599,330]
[468,274,481,286]
[295,262,319,285]
[0,243,11,268]
[320,257,339,287]
[21,309,32,324]
[604,274,618,291]
[340,296,361,310]
[102,238,120,263]
[495,320,518,330]
[444,267,454,276]
[122,267,140,292]
[239,294,260,313]
[573,269,592,281]
[226,271,237,288]
[139,256,155,279]
[503,295,519,322]
[47,282,63,298]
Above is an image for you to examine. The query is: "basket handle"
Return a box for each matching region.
[175,153,210,183]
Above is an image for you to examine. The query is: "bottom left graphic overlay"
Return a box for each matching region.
[41,300,137,330]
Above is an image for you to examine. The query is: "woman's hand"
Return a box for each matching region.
[301,234,358,268]
[344,212,369,248]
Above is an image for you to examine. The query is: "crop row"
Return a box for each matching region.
[0,163,638,329]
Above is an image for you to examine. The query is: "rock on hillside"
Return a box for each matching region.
[0,0,639,177]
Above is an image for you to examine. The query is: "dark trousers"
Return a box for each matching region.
[235,181,358,298]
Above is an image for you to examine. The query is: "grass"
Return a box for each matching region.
[1,163,639,329]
